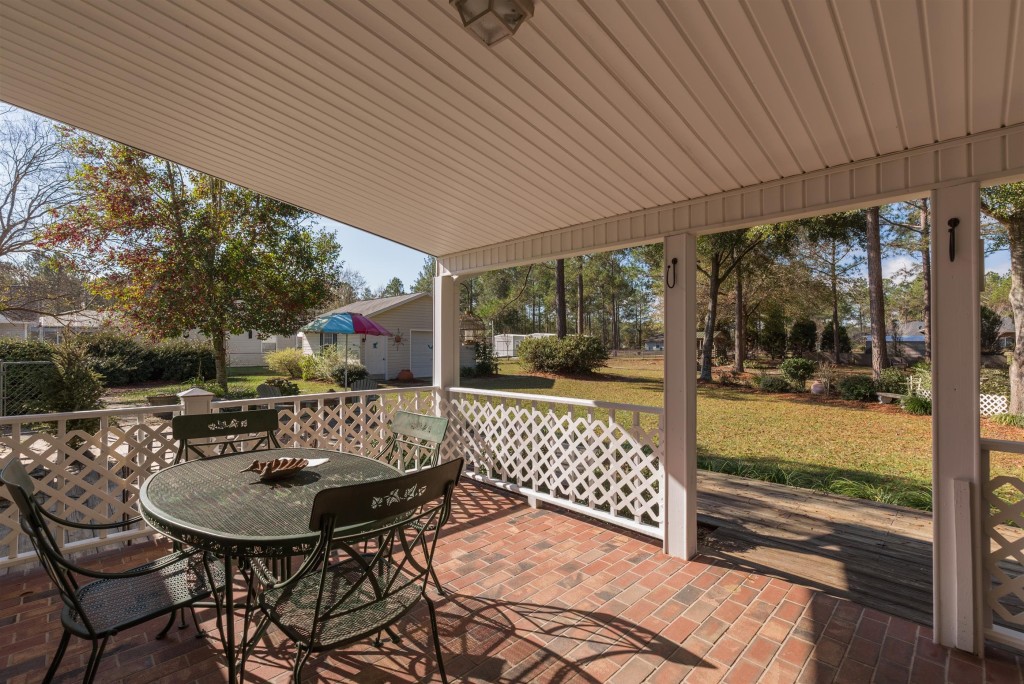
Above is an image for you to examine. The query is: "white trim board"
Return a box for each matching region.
[440,125,1024,275]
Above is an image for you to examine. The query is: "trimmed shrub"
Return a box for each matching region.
[780,358,816,390]
[266,348,304,379]
[263,377,299,396]
[877,367,909,395]
[0,338,54,362]
[980,368,1010,396]
[473,341,499,376]
[838,375,877,402]
[81,331,154,385]
[44,341,105,432]
[901,395,932,415]
[329,361,368,387]
[755,374,790,393]
[518,335,608,374]
[151,340,216,382]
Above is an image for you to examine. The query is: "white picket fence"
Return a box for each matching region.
[908,376,1009,416]
[0,386,665,569]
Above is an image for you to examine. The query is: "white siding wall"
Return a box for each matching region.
[370,298,433,380]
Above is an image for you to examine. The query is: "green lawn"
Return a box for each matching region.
[107,366,338,403]
[462,358,1024,510]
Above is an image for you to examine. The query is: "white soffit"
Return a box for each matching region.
[1,0,1022,262]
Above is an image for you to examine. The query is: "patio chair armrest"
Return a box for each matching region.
[38,507,144,531]
[55,546,203,580]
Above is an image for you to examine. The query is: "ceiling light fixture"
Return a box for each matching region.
[450,0,535,46]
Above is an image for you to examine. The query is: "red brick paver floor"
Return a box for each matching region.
[2,481,1022,683]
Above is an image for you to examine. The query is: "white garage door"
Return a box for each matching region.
[410,330,433,380]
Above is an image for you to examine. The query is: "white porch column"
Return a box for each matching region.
[931,182,982,652]
[433,268,460,391]
[663,233,698,558]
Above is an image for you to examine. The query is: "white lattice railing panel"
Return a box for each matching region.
[981,439,1024,651]
[440,387,664,538]
[0,407,181,566]
[908,377,1009,416]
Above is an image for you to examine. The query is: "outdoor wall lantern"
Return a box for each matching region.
[450,0,534,46]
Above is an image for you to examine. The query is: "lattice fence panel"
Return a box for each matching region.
[0,413,177,565]
[909,378,1008,416]
[984,474,1024,630]
[439,390,664,533]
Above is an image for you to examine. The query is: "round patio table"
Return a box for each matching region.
[139,448,399,683]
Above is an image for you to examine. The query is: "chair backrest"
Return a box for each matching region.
[350,378,379,392]
[1,459,91,631]
[171,408,282,464]
[380,411,449,472]
[287,458,463,647]
[256,383,283,398]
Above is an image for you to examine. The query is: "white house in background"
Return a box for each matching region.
[0,315,32,340]
[36,310,117,342]
[301,293,472,380]
[186,330,298,368]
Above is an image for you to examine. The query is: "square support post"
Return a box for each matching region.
[663,233,698,558]
[433,269,460,392]
[931,182,982,652]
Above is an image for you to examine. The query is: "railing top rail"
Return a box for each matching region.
[214,386,431,409]
[981,437,1024,454]
[0,404,182,424]
[447,386,664,415]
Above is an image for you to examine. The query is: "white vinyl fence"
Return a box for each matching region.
[908,376,1009,416]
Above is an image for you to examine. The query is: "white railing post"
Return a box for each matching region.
[931,181,982,652]
[178,387,214,416]
[663,232,698,559]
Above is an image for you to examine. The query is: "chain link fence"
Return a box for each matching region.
[1,360,53,416]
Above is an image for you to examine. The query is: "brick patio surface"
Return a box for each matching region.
[1,481,1022,683]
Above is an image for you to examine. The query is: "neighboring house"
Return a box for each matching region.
[644,336,665,352]
[998,316,1015,350]
[864,321,929,361]
[186,330,299,367]
[0,314,32,340]
[301,293,443,380]
[36,310,117,342]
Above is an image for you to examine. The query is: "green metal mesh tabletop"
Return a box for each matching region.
[140,449,398,557]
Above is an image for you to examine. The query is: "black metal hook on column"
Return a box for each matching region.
[947,217,960,262]
[665,257,678,289]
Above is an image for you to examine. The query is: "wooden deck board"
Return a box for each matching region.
[696,469,936,625]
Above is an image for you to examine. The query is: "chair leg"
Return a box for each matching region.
[42,629,71,684]
[425,595,447,684]
[82,636,109,684]
[156,610,177,639]
[429,565,446,596]
[293,646,312,684]
[190,607,204,638]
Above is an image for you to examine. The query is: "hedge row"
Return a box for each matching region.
[0,333,216,386]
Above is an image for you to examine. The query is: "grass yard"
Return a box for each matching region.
[106,366,338,404]
[462,358,1024,510]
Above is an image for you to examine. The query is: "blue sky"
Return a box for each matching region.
[321,219,428,291]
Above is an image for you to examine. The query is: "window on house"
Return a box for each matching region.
[323,333,337,346]
[248,330,253,339]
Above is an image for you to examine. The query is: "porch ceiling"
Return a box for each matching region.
[1,0,1022,261]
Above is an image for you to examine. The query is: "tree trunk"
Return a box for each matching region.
[212,331,228,390]
[700,258,721,381]
[555,259,567,338]
[734,263,745,372]
[920,200,932,361]
[1009,220,1024,414]
[866,206,890,377]
[611,293,619,353]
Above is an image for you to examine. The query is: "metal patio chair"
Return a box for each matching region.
[255,458,463,684]
[171,407,281,464]
[375,411,449,473]
[0,458,223,684]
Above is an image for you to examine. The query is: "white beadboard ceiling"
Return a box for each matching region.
[1,0,1022,259]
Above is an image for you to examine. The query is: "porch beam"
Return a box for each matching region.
[663,233,698,558]
[931,182,982,652]
[433,268,460,390]
[441,125,1024,275]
